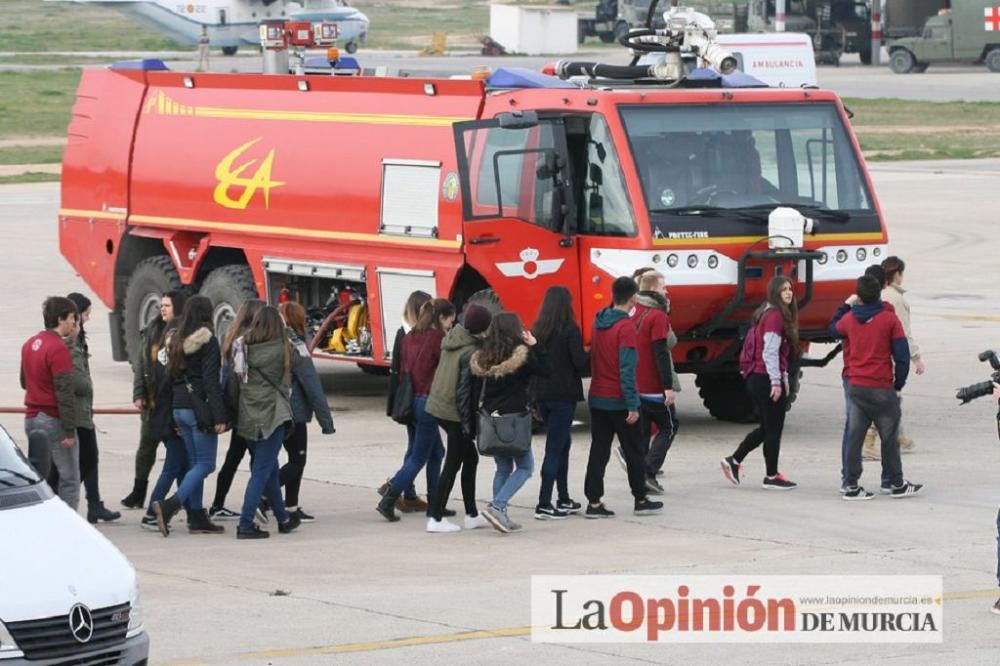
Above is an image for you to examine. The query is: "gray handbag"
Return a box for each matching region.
[475,377,532,458]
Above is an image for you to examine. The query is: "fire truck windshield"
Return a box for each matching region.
[620,102,875,237]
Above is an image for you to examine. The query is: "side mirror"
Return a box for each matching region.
[589,163,603,186]
[497,110,539,130]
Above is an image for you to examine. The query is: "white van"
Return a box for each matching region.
[0,425,149,664]
[715,32,818,88]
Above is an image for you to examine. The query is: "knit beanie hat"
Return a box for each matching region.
[462,303,493,335]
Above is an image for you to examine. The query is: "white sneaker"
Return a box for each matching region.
[426,517,461,533]
[464,514,489,530]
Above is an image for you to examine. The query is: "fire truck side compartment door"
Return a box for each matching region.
[377,268,437,360]
[453,117,583,325]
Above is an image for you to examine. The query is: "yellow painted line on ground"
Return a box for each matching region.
[159,626,532,665]
[159,589,999,664]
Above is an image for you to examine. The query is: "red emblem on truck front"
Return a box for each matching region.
[496,248,564,280]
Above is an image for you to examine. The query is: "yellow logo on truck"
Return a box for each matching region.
[213,138,284,210]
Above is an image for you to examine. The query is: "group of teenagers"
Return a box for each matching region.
[19,253,924,541]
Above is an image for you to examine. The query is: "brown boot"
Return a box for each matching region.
[400,497,428,513]
[862,426,880,461]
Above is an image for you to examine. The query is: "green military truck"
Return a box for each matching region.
[888,0,1000,73]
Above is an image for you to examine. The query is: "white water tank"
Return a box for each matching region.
[489,3,578,55]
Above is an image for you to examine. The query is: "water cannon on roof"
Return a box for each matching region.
[556,2,737,85]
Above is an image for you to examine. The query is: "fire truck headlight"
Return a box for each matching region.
[666,254,679,268]
[817,252,828,265]
[836,249,848,263]
[856,248,867,262]
[707,254,719,269]
[687,254,699,269]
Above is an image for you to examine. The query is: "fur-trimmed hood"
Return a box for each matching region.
[470,344,529,378]
[182,327,213,355]
[636,290,670,312]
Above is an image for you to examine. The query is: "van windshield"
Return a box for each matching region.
[619,103,876,237]
[0,427,41,489]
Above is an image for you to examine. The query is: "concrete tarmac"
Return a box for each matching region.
[1,161,1000,663]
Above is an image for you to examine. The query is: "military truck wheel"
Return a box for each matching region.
[123,256,183,364]
[986,49,1000,73]
[198,265,259,345]
[696,373,757,423]
[889,49,916,74]
[345,41,358,54]
[614,20,630,44]
[221,46,238,56]
[599,32,615,44]
[859,46,872,65]
[913,63,929,73]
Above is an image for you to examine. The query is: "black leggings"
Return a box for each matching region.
[280,421,308,508]
[732,373,787,477]
[48,427,101,505]
[431,419,479,520]
[212,431,251,509]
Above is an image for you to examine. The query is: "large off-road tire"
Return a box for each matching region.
[221,45,238,56]
[464,287,503,315]
[123,256,182,364]
[696,372,757,423]
[986,48,1000,73]
[345,40,358,54]
[358,363,390,376]
[889,49,916,74]
[859,45,872,65]
[198,265,258,344]
[598,31,616,44]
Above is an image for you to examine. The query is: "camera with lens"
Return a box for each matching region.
[955,350,1000,404]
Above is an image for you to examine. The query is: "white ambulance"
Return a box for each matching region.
[716,32,818,87]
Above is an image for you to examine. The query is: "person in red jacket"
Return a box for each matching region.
[21,296,80,509]
[584,276,663,518]
[831,275,922,500]
[630,270,677,496]
[721,276,799,490]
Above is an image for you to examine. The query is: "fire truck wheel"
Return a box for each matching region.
[123,256,183,364]
[695,373,758,424]
[463,288,503,315]
[358,363,390,376]
[198,264,259,345]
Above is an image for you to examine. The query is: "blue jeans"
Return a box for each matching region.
[173,409,218,511]
[240,425,290,529]
[390,396,443,498]
[147,435,190,515]
[536,400,575,507]
[402,423,417,499]
[995,508,999,588]
[491,449,534,511]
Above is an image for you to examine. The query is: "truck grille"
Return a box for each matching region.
[6,602,129,661]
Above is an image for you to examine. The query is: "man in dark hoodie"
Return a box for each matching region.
[22,296,80,508]
[584,276,663,518]
[630,270,678,496]
[831,275,922,501]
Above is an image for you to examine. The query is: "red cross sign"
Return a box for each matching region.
[986,7,1000,32]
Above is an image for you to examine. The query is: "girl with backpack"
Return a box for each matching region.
[376,298,455,522]
[721,276,799,490]
[278,301,335,522]
[465,313,552,533]
[531,286,588,520]
[229,306,302,539]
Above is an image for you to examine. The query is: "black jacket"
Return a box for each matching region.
[458,344,551,436]
[385,325,405,417]
[533,323,589,403]
[171,327,228,426]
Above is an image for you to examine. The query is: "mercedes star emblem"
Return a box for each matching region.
[68,603,94,644]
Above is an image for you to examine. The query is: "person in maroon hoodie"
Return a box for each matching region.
[584,276,663,518]
[721,276,799,490]
[376,298,455,522]
[830,275,922,501]
[21,296,80,508]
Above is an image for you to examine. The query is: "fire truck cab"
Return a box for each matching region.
[59,10,886,422]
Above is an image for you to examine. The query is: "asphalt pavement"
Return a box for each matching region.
[1,161,1000,663]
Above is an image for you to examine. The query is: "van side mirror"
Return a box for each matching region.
[589,163,603,186]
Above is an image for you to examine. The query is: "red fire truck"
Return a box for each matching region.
[59,13,887,422]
